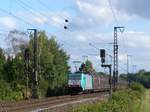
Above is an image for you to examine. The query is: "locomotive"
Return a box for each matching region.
[68,72,110,93]
[68,72,127,94]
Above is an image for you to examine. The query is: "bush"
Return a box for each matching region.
[130,82,145,93]
[0,80,12,101]
[39,77,49,98]
[99,90,131,112]
[0,80,24,101]
[71,87,145,112]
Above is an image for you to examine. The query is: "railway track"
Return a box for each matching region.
[0,92,109,112]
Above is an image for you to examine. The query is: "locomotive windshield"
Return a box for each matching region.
[69,73,81,80]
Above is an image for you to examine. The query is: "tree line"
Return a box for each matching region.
[0,30,70,101]
[120,69,150,88]
[0,30,103,101]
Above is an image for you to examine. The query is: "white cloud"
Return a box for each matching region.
[18,11,70,29]
[71,0,135,31]
[0,17,17,29]
[33,15,48,25]
[74,0,114,27]
[119,53,127,63]
[126,31,144,35]
[123,31,150,49]
[0,0,148,72]
[76,34,86,42]
[76,0,112,19]
[61,28,150,72]
[115,0,150,18]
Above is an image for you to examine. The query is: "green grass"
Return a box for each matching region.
[139,89,150,112]
[131,97,142,112]
[70,82,145,112]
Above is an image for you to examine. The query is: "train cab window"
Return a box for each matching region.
[69,74,81,80]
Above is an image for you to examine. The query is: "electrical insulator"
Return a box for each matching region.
[65,19,69,22]
[64,26,67,29]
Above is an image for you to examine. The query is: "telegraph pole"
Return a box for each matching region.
[113,26,124,90]
[24,48,30,99]
[132,65,136,73]
[28,29,39,98]
[127,55,129,74]
[127,54,132,84]
[127,55,132,74]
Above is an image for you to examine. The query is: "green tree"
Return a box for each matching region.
[0,30,70,100]
[79,60,95,73]
[28,31,70,97]
[127,69,150,88]
[0,48,5,79]
[4,55,25,85]
[85,60,94,73]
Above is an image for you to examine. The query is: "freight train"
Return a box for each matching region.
[68,72,127,94]
[68,72,110,94]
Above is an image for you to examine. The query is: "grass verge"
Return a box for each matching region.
[139,89,150,112]
[70,82,145,112]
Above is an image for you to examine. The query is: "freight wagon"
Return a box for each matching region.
[68,72,109,94]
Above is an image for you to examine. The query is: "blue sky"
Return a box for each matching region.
[0,0,150,74]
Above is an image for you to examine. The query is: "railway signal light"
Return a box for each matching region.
[100,49,106,64]
[100,49,105,57]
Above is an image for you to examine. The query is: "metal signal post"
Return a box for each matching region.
[113,26,124,90]
[100,49,112,99]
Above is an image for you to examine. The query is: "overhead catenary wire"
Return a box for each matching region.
[106,0,132,74]
[1,0,126,72]
[0,1,96,73]
[0,7,34,27]
[107,0,119,26]
[17,0,53,28]
[14,0,51,31]
[0,0,69,50]
[17,0,89,58]
[17,0,47,19]
[107,0,128,54]
[35,0,115,63]
[18,1,48,22]
[36,0,71,15]
[37,0,114,57]
[15,0,70,43]
[37,0,52,11]
[15,0,41,19]
[121,32,128,54]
